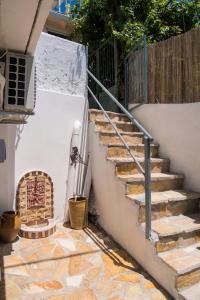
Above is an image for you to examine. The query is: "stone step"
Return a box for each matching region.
[178,282,200,300]
[95,120,139,133]
[107,144,159,158]
[127,190,200,222]
[159,243,200,291]
[89,109,129,122]
[98,131,144,145]
[107,157,169,175]
[118,173,184,195]
[152,213,200,253]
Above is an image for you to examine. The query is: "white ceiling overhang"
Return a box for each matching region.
[0,0,53,55]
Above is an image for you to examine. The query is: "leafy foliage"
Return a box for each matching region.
[73,0,200,54]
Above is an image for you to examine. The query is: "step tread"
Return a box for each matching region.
[178,282,200,300]
[107,143,159,148]
[127,190,200,205]
[97,130,143,136]
[152,213,200,237]
[89,109,126,117]
[107,157,169,164]
[118,172,184,183]
[159,242,200,275]
[95,119,132,125]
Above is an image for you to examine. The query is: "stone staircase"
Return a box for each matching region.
[89,109,200,300]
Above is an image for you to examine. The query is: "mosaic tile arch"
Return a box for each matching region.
[16,171,54,226]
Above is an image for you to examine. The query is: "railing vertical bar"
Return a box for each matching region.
[124,58,129,110]
[96,48,100,98]
[114,39,118,98]
[144,137,152,239]
[143,34,148,104]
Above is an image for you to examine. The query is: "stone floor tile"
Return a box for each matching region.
[66,274,84,287]
[108,297,123,300]
[124,283,145,298]
[143,278,156,289]
[115,273,141,284]
[4,278,22,299]
[0,223,170,300]
[52,245,65,258]
[68,255,93,276]
[67,288,98,300]
[150,289,169,300]
[56,238,76,251]
[45,296,65,300]
[85,266,101,282]
[95,277,122,298]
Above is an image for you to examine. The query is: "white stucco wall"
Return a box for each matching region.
[0,33,87,220]
[88,122,179,299]
[35,33,87,95]
[15,90,85,220]
[129,103,200,192]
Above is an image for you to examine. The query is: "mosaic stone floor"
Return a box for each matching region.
[0,223,172,300]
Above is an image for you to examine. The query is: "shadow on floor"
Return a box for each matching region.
[84,223,174,300]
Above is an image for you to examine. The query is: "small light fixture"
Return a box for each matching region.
[73,120,81,135]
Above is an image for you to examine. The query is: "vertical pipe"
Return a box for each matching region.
[76,46,89,195]
[144,136,152,239]
[143,35,148,104]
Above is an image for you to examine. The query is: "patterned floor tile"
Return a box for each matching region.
[0,223,172,300]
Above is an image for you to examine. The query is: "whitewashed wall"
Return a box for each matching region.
[36,33,87,95]
[0,33,87,220]
[130,103,200,193]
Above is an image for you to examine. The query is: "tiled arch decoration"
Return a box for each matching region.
[16,171,56,238]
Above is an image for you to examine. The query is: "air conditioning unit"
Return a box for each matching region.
[3,52,36,112]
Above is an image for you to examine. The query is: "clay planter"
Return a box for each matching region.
[0,211,21,243]
[68,196,88,230]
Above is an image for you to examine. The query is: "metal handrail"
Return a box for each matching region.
[87,69,153,141]
[87,69,152,240]
[88,86,145,175]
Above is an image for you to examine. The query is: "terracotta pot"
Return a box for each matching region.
[0,211,21,243]
[68,196,88,230]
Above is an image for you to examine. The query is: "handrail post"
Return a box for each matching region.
[144,136,152,239]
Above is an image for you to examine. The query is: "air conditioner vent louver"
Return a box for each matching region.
[4,52,35,112]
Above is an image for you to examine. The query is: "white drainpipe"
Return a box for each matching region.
[66,120,81,200]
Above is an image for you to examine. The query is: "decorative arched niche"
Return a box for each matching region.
[16,171,56,238]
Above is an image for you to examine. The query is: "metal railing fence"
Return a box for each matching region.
[88,39,118,111]
[124,35,148,108]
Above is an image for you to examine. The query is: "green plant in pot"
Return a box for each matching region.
[0,211,21,243]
